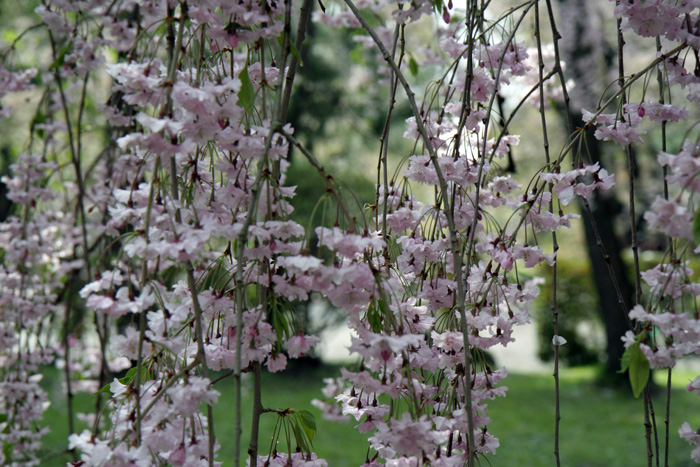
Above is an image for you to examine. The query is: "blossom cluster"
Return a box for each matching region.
[308,2,619,465]
[620,140,700,457]
[1,0,699,465]
[0,153,71,465]
[605,0,700,460]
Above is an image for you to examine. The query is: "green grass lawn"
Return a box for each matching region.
[38,364,700,466]
[485,367,700,466]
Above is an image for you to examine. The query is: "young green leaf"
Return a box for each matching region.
[291,418,311,453]
[278,35,304,67]
[272,299,291,342]
[297,410,317,443]
[237,65,255,114]
[618,341,636,374]
[121,366,138,383]
[94,365,150,395]
[199,256,230,292]
[3,442,12,462]
[409,57,419,76]
[693,207,700,244]
[50,42,73,70]
[618,330,648,374]
[628,344,650,398]
[95,383,112,395]
[366,300,382,333]
[377,298,390,318]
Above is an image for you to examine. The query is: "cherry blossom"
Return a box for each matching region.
[3,0,700,465]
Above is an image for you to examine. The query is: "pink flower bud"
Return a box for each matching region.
[168,446,186,466]
[228,31,238,49]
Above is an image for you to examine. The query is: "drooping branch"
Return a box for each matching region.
[341,0,476,462]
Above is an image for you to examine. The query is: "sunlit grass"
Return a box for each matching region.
[38,364,700,466]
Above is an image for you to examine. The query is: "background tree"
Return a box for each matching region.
[555,0,635,383]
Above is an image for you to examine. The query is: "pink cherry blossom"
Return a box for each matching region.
[287,333,322,358]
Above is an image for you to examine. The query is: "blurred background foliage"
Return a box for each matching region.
[534,260,602,367]
[3,0,700,464]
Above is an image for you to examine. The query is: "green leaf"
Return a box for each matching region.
[278,35,304,67]
[618,330,648,374]
[297,410,316,444]
[289,41,304,66]
[377,298,389,317]
[199,256,230,292]
[94,365,150,395]
[628,345,650,398]
[290,419,311,453]
[120,366,139,383]
[154,21,168,36]
[271,298,291,342]
[693,207,700,244]
[237,65,255,113]
[50,42,72,70]
[124,365,150,385]
[618,342,636,374]
[3,442,12,461]
[366,301,382,333]
[409,57,419,77]
[95,382,112,395]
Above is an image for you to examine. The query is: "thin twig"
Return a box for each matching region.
[581,199,632,325]
[615,11,652,464]
[234,3,298,461]
[376,22,401,250]
[279,129,355,229]
[656,34,672,467]
[162,3,216,464]
[279,0,314,124]
[534,3,561,465]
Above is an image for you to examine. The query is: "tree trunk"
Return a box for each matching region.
[574,115,634,379]
[556,0,634,381]
[0,147,12,222]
